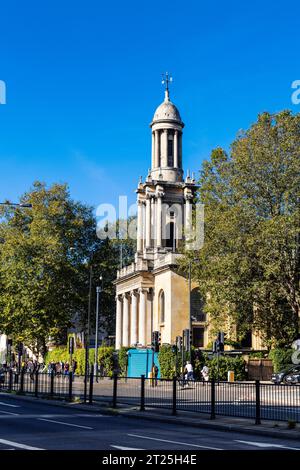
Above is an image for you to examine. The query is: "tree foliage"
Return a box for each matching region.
[184,111,300,348]
[0,181,135,355]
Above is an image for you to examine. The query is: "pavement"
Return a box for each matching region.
[0,392,300,450]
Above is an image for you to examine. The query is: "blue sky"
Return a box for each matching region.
[0,0,299,213]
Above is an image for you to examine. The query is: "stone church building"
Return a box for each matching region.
[114,80,209,350]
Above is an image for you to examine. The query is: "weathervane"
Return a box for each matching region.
[161,72,173,92]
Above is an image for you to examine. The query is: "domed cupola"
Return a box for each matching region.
[150,73,184,182]
[151,90,183,125]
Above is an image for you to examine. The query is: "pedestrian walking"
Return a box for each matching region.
[185,361,194,382]
[201,365,209,382]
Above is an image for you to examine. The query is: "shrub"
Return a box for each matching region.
[158,345,176,379]
[44,346,114,376]
[204,355,246,381]
[117,347,129,376]
[268,348,294,373]
[98,347,114,377]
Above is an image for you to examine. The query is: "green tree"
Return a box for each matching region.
[184,111,300,348]
[0,182,135,356]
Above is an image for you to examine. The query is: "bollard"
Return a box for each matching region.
[210,379,216,420]
[172,377,177,416]
[140,375,145,411]
[255,380,261,425]
[112,373,118,409]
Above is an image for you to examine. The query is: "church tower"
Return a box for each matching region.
[114,75,208,351]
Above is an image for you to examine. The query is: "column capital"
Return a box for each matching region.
[138,287,148,294]
[122,292,129,300]
[156,189,165,199]
[130,289,138,297]
[184,192,194,201]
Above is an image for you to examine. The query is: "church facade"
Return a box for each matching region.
[114,80,209,350]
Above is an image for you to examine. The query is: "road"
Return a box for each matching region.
[0,395,299,450]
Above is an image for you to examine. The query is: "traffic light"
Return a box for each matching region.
[216,331,225,353]
[152,331,161,352]
[184,329,192,352]
[157,331,161,350]
[176,336,182,352]
[171,344,177,354]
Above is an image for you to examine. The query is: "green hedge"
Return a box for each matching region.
[117,347,129,376]
[45,346,114,376]
[158,345,177,379]
[204,355,246,381]
[268,348,294,373]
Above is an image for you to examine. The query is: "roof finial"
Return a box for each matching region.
[162,72,172,102]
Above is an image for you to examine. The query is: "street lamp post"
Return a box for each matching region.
[188,260,192,334]
[84,264,93,403]
[188,258,199,365]
[94,284,101,381]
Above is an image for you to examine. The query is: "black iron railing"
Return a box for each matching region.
[1,370,300,424]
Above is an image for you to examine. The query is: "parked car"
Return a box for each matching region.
[283,370,300,385]
[271,365,300,384]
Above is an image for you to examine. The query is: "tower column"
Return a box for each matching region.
[185,193,193,242]
[151,196,155,243]
[137,200,143,252]
[155,130,160,168]
[115,295,122,349]
[163,129,168,166]
[122,294,129,347]
[130,291,138,345]
[156,190,164,248]
[138,288,147,346]
[151,132,155,168]
[174,130,178,168]
[145,194,151,248]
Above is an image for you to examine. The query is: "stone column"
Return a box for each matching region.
[138,288,147,346]
[156,190,164,248]
[137,199,143,252]
[155,130,160,168]
[151,196,155,242]
[122,293,129,347]
[151,132,155,168]
[130,291,138,345]
[115,295,122,349]
[145,194,151,248]
[174,130,178,168]
[163,129,168,166]
[185,194,193,242]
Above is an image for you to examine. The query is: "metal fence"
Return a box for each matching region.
[1,370,300,424]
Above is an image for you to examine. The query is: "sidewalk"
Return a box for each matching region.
[2,391,300,442]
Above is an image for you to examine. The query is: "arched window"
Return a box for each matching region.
[167,133,174,167]
[159,290,165,323]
